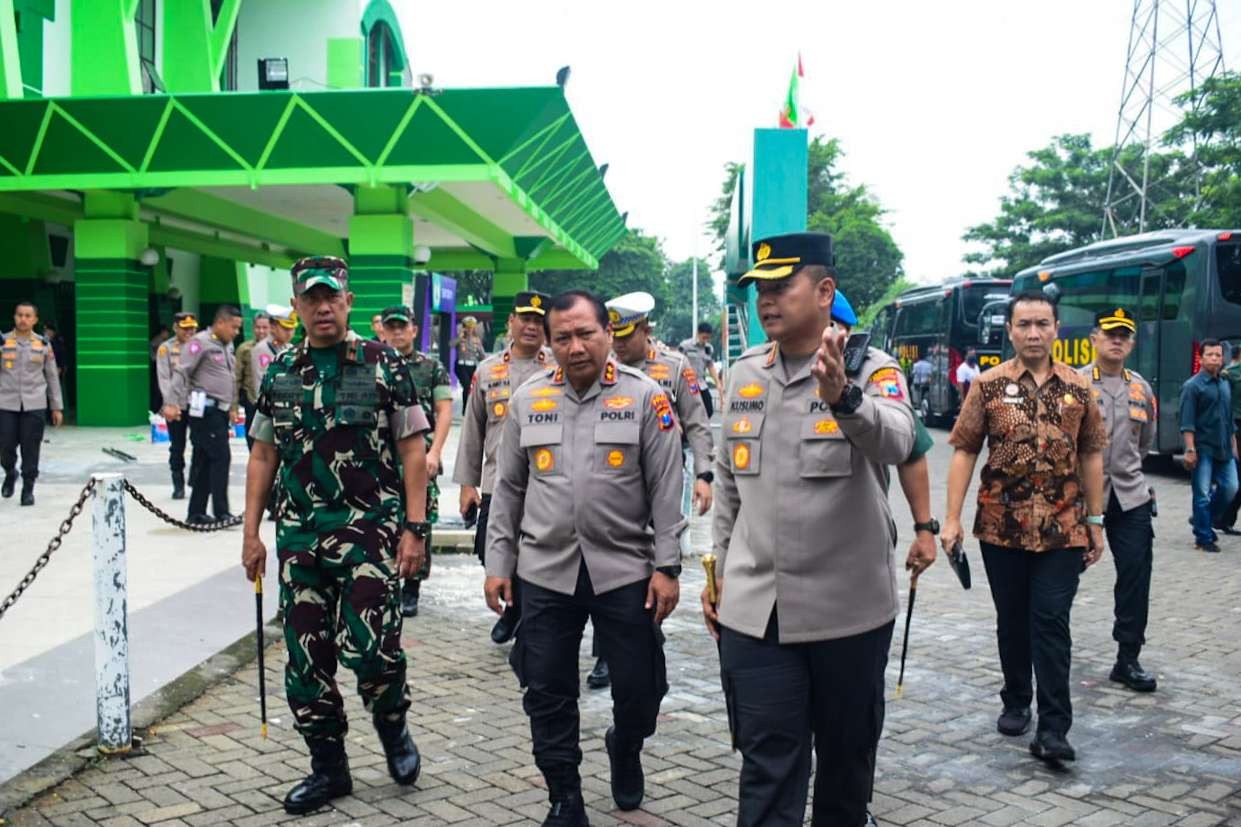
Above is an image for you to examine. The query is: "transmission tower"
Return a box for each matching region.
[1102,0,1225,237]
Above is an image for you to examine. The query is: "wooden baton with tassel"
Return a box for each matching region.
[255,574,268,738]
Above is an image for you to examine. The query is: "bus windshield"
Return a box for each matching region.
[960,285,1003,329]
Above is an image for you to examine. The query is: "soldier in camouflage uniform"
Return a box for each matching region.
[381,305,454,617]
[242,256,431,815]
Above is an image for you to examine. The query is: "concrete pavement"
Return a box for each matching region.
[3,429,1240,824]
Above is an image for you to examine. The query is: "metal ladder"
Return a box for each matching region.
[725,302,748,368]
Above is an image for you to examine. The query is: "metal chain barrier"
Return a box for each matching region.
[0,478,244,622]
[0,478,97,621]
[121,480,244,532]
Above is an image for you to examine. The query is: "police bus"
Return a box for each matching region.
[1010,229,1241,454]
[870,278,1011,422]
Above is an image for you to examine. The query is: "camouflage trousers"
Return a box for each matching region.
[279,551,410,740]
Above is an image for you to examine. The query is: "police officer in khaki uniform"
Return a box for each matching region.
[250,305,297,391]
[1081,307,1159,693]
[704,233,915,827]
[485,290,686,825]
[155,312,199,499]
[0,301,64,506]
[165,305,242,524]
[235,311,271,451]
[453,290,552,643]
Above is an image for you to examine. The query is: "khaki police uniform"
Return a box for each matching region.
[1081,362,1157,666]
[156,335,193,488]
[485,357,686,798]
[0,331,63,493]
[171,329,236,520]
[713,230,916,827]
[636,345,714,477]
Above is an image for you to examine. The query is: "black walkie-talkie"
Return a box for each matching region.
[842,332,872,377]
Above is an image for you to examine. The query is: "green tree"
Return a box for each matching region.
[530,228,671,304]
[964,134,1196,278]
[856,277,914,330]
[660,257,722,346]
[1167,71,1241,229]
[707,136,904,318]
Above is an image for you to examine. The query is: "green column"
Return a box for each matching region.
[74,192,149,426]
[490,261,528,345]
[1,0,23,99]
[70,0,141,96]
[348,185,413,336]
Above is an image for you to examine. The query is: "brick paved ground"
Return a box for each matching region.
[5,439,1241,826]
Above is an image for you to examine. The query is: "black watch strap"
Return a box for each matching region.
[404,520,430,539]
[829,383,864,415]
[914,518,940,535]
[696,471,714,484]
[656,565,682,579]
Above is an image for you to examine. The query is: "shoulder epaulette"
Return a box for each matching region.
[738,342,774,361]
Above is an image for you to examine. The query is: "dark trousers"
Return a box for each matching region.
[475,494,524,626]
[455,364,476,414]
[980,543,1082,735]
[1106,494,1153,660]
[511,563,667,784]
[700,386,714,419]
[0,409,45,481]
[242,400,257,451]
[720,611,893,827]
[187,407,231,518]
[167,417,189,474]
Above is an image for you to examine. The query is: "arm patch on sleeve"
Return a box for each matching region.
[866,367,907,401]
[652,392,676,431]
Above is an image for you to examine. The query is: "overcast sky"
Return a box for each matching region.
[400,1,1240,285]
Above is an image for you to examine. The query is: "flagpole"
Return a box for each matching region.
[691,255,699,334]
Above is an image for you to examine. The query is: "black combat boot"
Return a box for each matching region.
[586,657,610,689]
[605,726,644,811]
[373,713,421,785]
[400,579,421,618]
[1,470,15,498]
[171,470,185,500]
[19,479,34,507]
[283,737,352,815]
[543,767,589,826]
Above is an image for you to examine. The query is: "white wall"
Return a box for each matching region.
[40,0,71,97]
[235,0,360,92]
[243,263,293,311]
[167,249,201,316]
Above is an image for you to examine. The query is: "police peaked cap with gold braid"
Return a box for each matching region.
[266,304,298,329]
[739,231,836,286]
[513,291,551,316]
[173,312,198,329]
[605,291,656,338]
[1094,306,1136,334]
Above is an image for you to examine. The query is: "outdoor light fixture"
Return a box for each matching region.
[258,58,290,90]
[556,66,571,88]
[418,73,434,90]
[413,245,432,265]
[139,248,160,267]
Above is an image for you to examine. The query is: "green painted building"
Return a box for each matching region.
[0,0,625,424]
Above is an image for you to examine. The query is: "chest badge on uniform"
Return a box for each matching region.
[732,417,753,434]
[738,383,764,398]
[813,419,839,435]
[531,386,562,397]
[603,396,634,410]
[534,447,554,472]
[493,401,507,418]
[607,450,625,467]
[733,442,751,470]
[531,399,558,413]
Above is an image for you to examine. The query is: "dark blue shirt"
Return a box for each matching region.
[1179,370,1236,460]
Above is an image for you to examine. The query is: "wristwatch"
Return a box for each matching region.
[656,565,682,579]
[829,383,864,416]
[404,520,431,539]
[914,518,940,535]
[696,471,714,484]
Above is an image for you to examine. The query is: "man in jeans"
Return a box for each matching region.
[1179,338,1238,552]
[942,291,1107,765]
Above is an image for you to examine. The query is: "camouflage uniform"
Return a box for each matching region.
[398,349,452,581]
[250,335,429,740]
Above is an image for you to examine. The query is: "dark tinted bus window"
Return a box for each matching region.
[1047,266,1143,330]
[896,299,942,336]
[960,286,999,330]
[1218,244,1241,304]
[1163,259,1188,320]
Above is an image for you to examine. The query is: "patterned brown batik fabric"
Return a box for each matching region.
[949,359,1107,551]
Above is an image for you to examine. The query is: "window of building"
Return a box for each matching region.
[136,0,158,93]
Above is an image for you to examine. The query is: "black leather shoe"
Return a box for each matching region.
[186,513,212,525]
[1197,542,1222,553]
[490,605,520,644]
[997,706,1032,736]
[171,471,185,500]
[401,580,421,618]
[19,481,34,506]
[2,472,16,498]
[1110,660,1157,692]
[586,657,610,689]
[283,737,352,815]
[1029,731,1076,763]
[214,512,238,523]
[1217,525,1241,536]
[542,792,589,826]
[374,714,421,785]
[605,726,644,811]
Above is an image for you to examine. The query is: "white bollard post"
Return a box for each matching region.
[92,473,132,754]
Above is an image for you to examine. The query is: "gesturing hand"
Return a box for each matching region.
[811,326,848,406]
